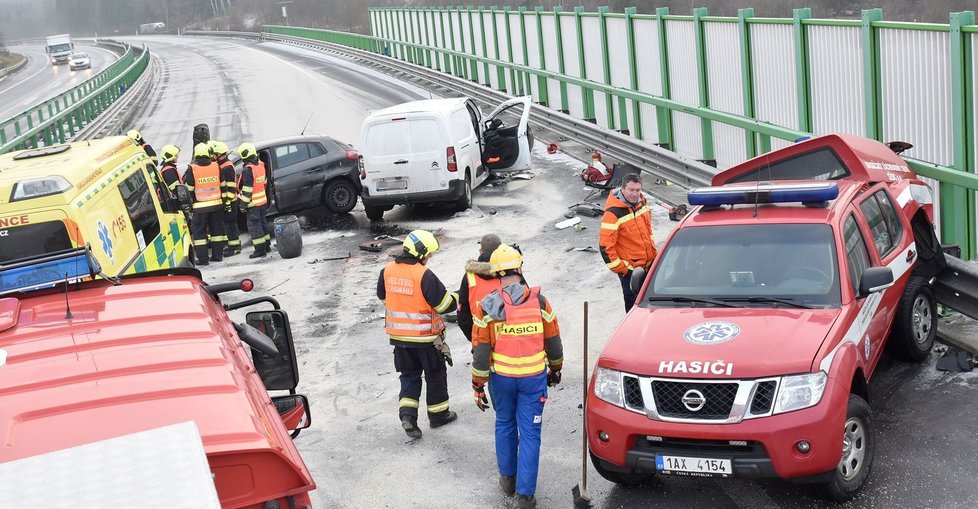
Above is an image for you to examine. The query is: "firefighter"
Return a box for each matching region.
[471,244,563,509]
[457,233,502,342]
[377,230,459,439]
[235,143,272,258]
[209,140,241,257]
[599,173,657,311]
[158,144,182,195]
[182,143,227,266]
[127,129,157,160]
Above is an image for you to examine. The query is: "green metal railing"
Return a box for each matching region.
[268,7,978,258]
[0,43,151,155]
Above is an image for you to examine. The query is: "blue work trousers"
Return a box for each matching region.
[489,371,548,497]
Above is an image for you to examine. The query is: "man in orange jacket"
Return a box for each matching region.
[599,173,657,311]
[456,233,502,342]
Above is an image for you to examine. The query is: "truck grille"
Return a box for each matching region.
[652,381,738,420]
[749,380,777,415]
[623,375,644,410]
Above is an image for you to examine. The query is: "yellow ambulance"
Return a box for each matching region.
[0,136,191,275]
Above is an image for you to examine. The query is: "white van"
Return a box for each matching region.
[359,96,533,221]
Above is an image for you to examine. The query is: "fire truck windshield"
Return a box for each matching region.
[645,224,842,308]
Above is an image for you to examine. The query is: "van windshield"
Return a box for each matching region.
[0,222,73,264]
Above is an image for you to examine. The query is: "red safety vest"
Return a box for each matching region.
[190,162,221,209]
[384,262,445,342]
[250,161,268,207]
[491,287,546,378]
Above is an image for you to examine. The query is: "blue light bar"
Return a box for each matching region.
[0,247,101,295]
[688,182,840,207]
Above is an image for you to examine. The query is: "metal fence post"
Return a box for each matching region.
[399,8,413,64]
[518,7,531,96]
[479,6,492,86]
[467,6,480,82]
[503,7,517,93]
[445,7,459,76]
[554,7,570,113]
[655,7,674,149]
[534,7,550,107]
[625,7,641,138]
[693,7,715,164]
[861,8,883,140]
[490,6,507,91]
[793,8,813,133]
[598,7,617,131]
[947,11,977,258]
[738,8,757,157]
[575,7,595,122]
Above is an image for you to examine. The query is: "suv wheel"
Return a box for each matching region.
[365,205,384,221]
[323,179,358,214]
[824,394,875,501]
[455,173,472,212]
[589,452,654,486]
[889,275,937,362]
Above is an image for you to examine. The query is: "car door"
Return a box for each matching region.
[269,142,328,213]
[480,96,533,173]
[841,211,885,374]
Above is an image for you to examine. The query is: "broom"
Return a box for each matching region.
[572,301,592,507]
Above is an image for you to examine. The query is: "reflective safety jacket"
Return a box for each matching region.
[471,284,563,386]
[599,189,657,275]
[239,161,268,208]
[378,257,458,348]
[159,162,181,193]
[217,157,237,205]
[456,259,502,342]
[183,161,223,211]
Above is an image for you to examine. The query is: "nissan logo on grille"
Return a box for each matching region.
[681,389,706,412]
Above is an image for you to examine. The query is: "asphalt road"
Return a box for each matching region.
[0,43,118,130]
[111,35,978,508]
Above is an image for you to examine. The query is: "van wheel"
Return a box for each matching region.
[365,205,384,221]
[323,179,357,214]
[455,173,472,211]
[889,276,936,362]
[824,395,875,501]
[589,452,654,486]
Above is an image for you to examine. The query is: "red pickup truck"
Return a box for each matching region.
[587,134,946,500]
[0,250,316,508]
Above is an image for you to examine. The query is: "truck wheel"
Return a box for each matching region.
[824,394,875,501]
[589,452,653,486]
[889,276,937,362]
[323,179,358,214]
[455,173,472,211]
[365,205,384,221]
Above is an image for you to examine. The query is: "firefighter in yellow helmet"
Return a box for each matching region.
[181,143,227,266]
[158,144,182,195]
[127,129,157,160]
[206,140,241,257]
[377,230,459,438]
[471,244,563,508]
[236,143,272,258]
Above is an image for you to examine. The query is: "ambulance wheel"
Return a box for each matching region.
[889,276,936,362]
[824,394,874,501]
[365,205,384,221]
[589,452,654,486]
[455,173,472,211]
[323,179,358,214]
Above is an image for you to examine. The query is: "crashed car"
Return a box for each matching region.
[231,134,363,215]
[587,134,946,501]
[68,52,91,70]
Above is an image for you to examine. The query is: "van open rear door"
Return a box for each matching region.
[481,96,533,173]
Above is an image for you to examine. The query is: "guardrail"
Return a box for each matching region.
[0,55,29,80]
[0,41,152,155]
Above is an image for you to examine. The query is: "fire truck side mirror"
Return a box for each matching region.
[858,267,894,298]
[629,267,647,296]
[272,394,312,435]
[246,310,300,392]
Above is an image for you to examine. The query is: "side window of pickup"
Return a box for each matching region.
[844,214,872,297]
[859,189,902,258]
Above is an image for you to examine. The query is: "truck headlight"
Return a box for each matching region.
[594,367,624,407]
[773,371,827,414]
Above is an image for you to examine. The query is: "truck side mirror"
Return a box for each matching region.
[629,267,647,295]
[246,310,300,391]
[272,394,312,436]
[858,267,894,298]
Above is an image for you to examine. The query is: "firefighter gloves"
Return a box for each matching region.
[473,383,489,412]
[547,369,562,387]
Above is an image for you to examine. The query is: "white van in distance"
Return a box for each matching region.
[359,96,533,221]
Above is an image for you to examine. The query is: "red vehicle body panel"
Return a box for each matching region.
[588,134,933,482]
[0,275,315,508]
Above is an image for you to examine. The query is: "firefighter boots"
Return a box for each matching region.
[429,410,458,428]
[401,417,422,439]
[223,246,241,257]
[499,475,516,496]
[516,495,536,509]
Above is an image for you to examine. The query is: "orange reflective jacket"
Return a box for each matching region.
[491,287,546,378]
[251,161,268,207]
[466,272,502,316]
[383,261,445,342]
[599,191,656,275]
[190,162,222,209]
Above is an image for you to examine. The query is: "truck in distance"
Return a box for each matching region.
[44,34,73,65]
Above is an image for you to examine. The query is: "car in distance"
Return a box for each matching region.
[231,134,363,215]
[68,52,91,70]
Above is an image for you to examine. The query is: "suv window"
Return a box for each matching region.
[306,142,326,158]
[843,214,872,296]
[726,148,850,184]
[274,144,311,168]
[859,189,903,258]
[119,170,161,249]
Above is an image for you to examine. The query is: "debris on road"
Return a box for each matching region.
[308,253,352,264]
[555,217,582,230]
[669,203,690,221]
[511,173,533,180]
[936,348,974,372]
[565,246,598,253]
[575,203,603,217]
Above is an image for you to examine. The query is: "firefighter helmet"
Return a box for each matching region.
[127,130,143,143]
[207,140,228,156]
[237,142,258,160]
[403,230,439,259]
[489,244,523,275]
[193,143,211,159]
[160,144,180,163]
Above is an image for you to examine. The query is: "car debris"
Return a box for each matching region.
[555,217,582,230]
[936,348,974,372]
[668,203,689,221]
[565,246,598,253]
[308,253,352,264]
